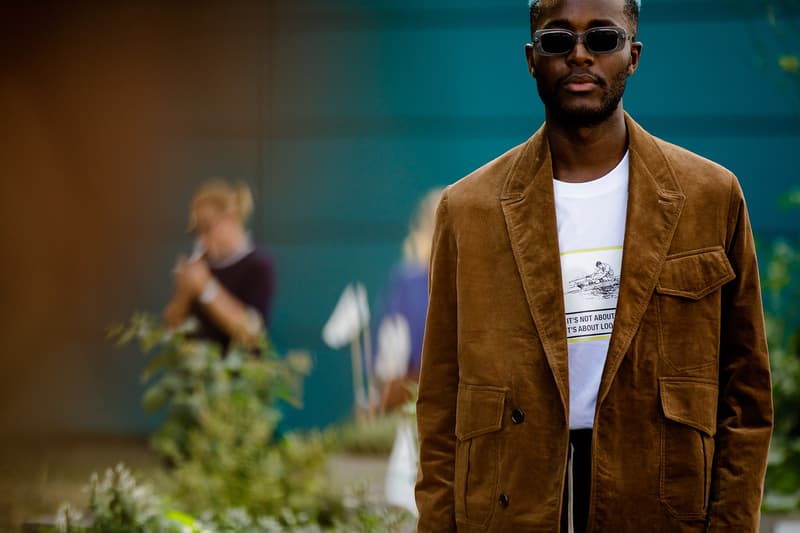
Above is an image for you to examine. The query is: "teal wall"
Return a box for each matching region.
[8,1,798,434]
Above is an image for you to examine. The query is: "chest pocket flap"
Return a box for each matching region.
[455,384,506,441]
[656,246,735,300]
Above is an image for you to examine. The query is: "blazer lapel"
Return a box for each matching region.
[596,115,686,408]
[500,126,570,417]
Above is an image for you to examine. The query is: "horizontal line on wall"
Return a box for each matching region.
[178,114,800,140]
[270,3,798,32]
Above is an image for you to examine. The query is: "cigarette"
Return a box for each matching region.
[189,241,206,262]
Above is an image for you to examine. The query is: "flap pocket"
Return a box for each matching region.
[656,246,735,300]
[455,384,506,441]
[659,378,718,436]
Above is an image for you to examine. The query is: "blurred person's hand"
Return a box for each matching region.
[375,313,412,382]
[173,256,212,297]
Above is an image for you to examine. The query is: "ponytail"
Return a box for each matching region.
[233,182,254,222]
[189,179,255,228]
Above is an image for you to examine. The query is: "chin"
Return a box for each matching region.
[555,108,609,128]
[552,96,623,127]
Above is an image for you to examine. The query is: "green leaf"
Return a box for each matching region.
[779,54,800,73]
[164,509,199,527]
[141,352,172,382]
[224,351,244,373]
[142,384,168,412]
[286,350,313,375]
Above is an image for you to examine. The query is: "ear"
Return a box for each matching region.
[524,43,537,78]
[627,41,642,76]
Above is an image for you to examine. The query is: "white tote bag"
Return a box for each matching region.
[385,419,419,517]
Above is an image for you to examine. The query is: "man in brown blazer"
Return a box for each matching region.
[415,0,773,531]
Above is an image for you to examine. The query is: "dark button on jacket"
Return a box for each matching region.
[499,493,510,508]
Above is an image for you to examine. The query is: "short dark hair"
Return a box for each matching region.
[528,0,640,39]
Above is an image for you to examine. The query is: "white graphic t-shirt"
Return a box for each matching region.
[553,151,629,429]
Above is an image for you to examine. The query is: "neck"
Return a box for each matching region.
[212,229,250,263]
[545,107,628,183]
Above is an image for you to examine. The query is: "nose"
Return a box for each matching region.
[567,39,593,66]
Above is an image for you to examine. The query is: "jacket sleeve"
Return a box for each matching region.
[706,176,774,532]
[415,189,460,532]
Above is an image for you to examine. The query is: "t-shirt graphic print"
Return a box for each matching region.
[563,247,622,342]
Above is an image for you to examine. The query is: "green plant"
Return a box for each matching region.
[762,192,800,511]
[51,464,192,533]
[331,414,400,456]
[51,463,411,532]
[330,382,419,457]
[108,314,340,518]
[49,314,415,530]
[330,482,411,532]
[169,400,337,521]
[108,314,311,462]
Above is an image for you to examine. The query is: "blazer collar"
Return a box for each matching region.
[500,113,686,419]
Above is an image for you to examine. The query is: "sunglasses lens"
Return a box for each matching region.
[540,31,576,54]
[585,29,621,53]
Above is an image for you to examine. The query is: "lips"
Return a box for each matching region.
[562,73,602,92]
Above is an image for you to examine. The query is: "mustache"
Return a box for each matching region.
[560,71,606,87]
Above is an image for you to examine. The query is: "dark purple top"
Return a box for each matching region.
[191,248,275,352]
[374,262,429,375]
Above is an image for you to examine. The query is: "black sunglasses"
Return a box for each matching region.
[532,27,633,56]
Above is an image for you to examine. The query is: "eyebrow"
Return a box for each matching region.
[542,18,619,30]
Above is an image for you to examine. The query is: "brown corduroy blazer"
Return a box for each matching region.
[415,114,773,532]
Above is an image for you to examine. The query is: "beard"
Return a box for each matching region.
[537,67,629,128]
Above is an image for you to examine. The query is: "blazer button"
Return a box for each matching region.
[499,493,510,508]
[511,408,525,424]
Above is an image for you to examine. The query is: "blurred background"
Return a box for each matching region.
[0,0,798,529]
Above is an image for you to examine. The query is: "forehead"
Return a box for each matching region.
[536,0,629,30]
[192,203,221,222]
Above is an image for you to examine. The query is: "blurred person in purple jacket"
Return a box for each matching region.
[163,180,275,351]
[374,188,443,412]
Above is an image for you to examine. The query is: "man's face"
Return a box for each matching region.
[525,0,642,128]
